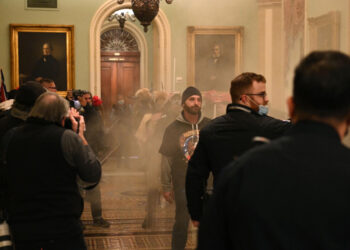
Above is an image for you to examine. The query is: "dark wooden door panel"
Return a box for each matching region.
[101,52,140,114]
[117,62,140,99]
[101,61,117,112]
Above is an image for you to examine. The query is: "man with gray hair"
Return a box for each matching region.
[2,92,101,249]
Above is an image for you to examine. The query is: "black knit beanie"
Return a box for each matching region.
[181,86,202,104]
[15,81,46,107]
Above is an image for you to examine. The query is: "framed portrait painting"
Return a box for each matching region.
[10,24,75,94]
[187,26,243,91]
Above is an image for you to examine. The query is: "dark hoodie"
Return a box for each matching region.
[159,112,211,191]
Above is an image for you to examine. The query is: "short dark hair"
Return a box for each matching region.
[230,72,266,103]
[72,89,88,99]
[293,51,350,120]
[39,78,54,85]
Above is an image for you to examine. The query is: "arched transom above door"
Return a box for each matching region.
[101,29,139,52]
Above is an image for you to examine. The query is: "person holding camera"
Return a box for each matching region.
[1,92,101,249]
[70,90,110,228]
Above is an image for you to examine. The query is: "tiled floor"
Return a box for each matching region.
[82,156,197,250]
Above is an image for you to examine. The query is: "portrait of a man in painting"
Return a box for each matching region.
[18,33,66,90]
[10,24,74,93]
[187,26,243,92]
[195,36,235,91]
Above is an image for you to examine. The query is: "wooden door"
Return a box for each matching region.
[101,51,140,113]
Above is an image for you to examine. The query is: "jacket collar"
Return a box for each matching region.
[176,111,204,125]
[10,105,30,121]
[26,117,61,127]
[226,103,257,114]
[288,120,341,141]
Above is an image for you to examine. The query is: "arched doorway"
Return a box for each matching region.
[100,28,140,112]
[89,0,172,96]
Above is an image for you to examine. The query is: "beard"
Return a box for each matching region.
[183,103,201,115]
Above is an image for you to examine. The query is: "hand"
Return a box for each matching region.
[69,108,79,132]
[163,191,174,203]
[78,115,86,137]
[77,116,88,145]
[69,108,88,145]
[192,220,200,227]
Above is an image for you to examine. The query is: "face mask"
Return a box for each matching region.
[247,96,268,116]
[118,100,125,105]
[257,105,269,116]
[73,100,81,110]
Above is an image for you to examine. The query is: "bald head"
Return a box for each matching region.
[29,92,69,124]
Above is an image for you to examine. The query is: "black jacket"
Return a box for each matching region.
[4,119,101,241]
[32,55,59,83]
[83,104,104,154]
[0,108,28,140]
[198,121,350,250]
[186,104,291,221]
[0,110,27,216]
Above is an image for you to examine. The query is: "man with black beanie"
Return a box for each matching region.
[159,86,210,250]
[0,81,46,247]
[0,81,46,140]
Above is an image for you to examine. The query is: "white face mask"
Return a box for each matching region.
[246,96,269,116]
[73,100,81,110]
[257,105,269,116]
[118,100,125,105]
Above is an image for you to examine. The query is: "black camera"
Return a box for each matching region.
[64,116,80,133]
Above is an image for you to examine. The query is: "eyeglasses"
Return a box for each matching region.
[246,93,267,98]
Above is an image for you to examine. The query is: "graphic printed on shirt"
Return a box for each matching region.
[180,129,200,162]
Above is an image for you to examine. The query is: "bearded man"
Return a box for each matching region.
[159,86,211,250]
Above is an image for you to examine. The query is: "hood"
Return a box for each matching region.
[10,102,31,121]
[176,111,205,125]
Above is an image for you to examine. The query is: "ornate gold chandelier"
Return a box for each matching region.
[116,0,173,32]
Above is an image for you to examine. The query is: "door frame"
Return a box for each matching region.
[90,0,171,96]
[101,21,147,93]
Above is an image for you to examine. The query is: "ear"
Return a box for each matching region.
[287,96,295,121]
[240,94,248,104]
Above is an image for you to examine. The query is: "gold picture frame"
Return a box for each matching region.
[308,11,340,52]
[10,24,75,95]
[187,26,243,90]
